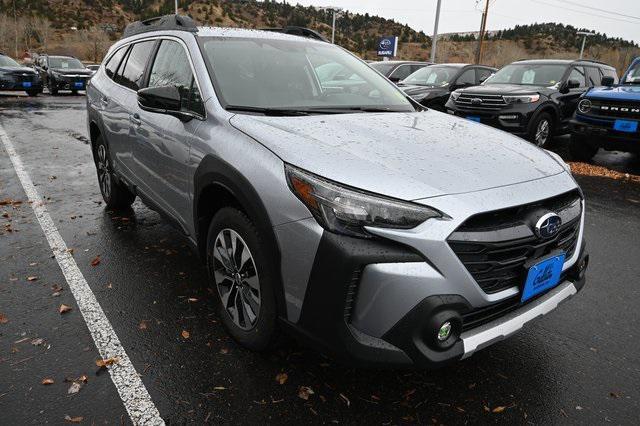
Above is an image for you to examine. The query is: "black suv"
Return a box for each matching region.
[398,63,496,111]
[445,59,618,146]
[35,55,92,95]
[0,52,42,96]
[369,60,432,83]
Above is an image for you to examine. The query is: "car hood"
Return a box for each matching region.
[51,68,92,75]
[459,84,546,95]
[230,110,564,200]
[586,85,640,102]
[0,66,36,74]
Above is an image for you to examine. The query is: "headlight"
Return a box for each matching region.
[502,94,540,104]
[450,91,461,101]
[285,165,442,238]
[578,98,591,114]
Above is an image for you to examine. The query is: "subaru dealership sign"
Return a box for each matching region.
[377,36,398,57]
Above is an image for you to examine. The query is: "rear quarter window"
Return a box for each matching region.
[105,47,128,80]
[117,40,155,91]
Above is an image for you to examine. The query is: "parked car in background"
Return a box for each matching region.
[569,58,638,161]
[369,60,432,83]
[445,59,618,146]
[35,55,92,95]
[87,15,589,368]
[0,52,42,96]
[398,63,496,111]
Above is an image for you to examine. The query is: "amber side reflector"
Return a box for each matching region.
[290,176,319,210]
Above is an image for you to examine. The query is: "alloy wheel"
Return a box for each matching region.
[96,144,111,200]
[535,119,550,146]
[213,228,261,330]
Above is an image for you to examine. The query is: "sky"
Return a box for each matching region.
[288,0,640,44]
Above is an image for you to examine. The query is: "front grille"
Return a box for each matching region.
[454,93,507,111]
[587,100,640,120]
[448,190,582,295]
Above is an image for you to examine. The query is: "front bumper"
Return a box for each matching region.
[282,173,587,368]
[0,78,43,91]
[444,101,537,136]
[571,115,640,153]
[51,76,89,91]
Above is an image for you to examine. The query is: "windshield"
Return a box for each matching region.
[201,38,414,112]
[0,55,21,67]
[402,66,458,86]
[485,63,567,86]
[369,62,396,76]
[623,62,640,84]
[49,57,84,69]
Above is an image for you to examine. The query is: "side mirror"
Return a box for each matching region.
[388,76,401,83]
[138,86,192,121]
[560,79,580,94]
[601,76,615,87]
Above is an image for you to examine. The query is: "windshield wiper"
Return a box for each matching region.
[226,105,310,116]
[308,106,413,113]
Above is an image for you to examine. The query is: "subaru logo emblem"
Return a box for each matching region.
[471,98,483,105]
[535,213,562,239]
[379,39,392,49]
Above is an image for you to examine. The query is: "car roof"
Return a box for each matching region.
[371,60,431,65]
[514,58,614,68]
[196,26,327,43]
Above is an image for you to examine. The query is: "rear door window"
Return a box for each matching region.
[148,40,204,116]
[389,65,412,81]
[585,67,602,86]
[105,46,128,80]
[476,67,493,83]
[118,41,155,91]
[456,68,476,85]
[602,68,619,84]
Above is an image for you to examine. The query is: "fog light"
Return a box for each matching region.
[499,114,518,120]
[437,321,452,341]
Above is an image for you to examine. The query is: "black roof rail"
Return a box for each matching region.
[122,14,198,39]
[259,26,328,42]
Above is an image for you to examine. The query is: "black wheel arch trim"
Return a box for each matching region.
[193,154,287,318]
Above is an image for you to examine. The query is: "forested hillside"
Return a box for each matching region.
[0,0,638,71]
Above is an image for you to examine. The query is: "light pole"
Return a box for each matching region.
[175,0,178,14]
[430,0,442,63]
[577,31,595,59]
[319,6,343,44]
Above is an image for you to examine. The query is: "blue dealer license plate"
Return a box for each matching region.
[466,116,481,123]
[613,119,638,133]
[74,82,84,88]
[521,253,565,302]
[22,81,32,88]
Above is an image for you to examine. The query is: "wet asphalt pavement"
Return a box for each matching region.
[0,92,639,425]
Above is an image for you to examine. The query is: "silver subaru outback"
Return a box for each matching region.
[86,16,588,368]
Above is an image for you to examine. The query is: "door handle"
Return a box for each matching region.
[130,113,142,127]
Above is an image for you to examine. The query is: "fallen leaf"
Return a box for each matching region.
[90,256,101,266]
[298,386,314,401]
[0,313,8,324]
[59,304,72,314]
[610,391,622,399]
[31,338,45,346]
[64,415,83,423]
[67,382,82,394]
[95,357,119,368]
[138,321,148,330]
[275,372,288,385]
[181,330,190,339]
[27,276,38,281]
[492,406,506,413]
[42,378,54,385]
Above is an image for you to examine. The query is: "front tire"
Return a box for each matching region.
[207,207,277,351]
[93,135,135,209]
[569,133,599,162]
[528,112,554,147]
[25,89,38,97]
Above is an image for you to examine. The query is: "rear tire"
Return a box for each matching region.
[569,133,599,162]
[25,90,38,97]
[93,135,135,209]
[49,85,58,96]
[528,112,554,147]
[71,90,78,96]
[206,207,277,351]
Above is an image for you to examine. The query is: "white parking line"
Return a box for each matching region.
[0,124,165,425]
